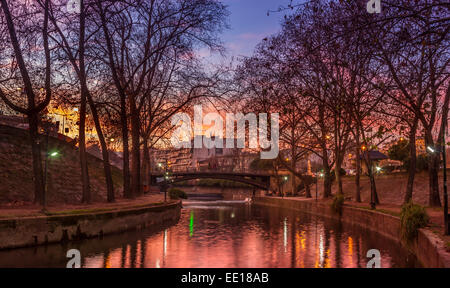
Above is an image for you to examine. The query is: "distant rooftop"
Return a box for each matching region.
[361,150,389,160]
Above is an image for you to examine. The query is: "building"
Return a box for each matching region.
[151,136,258,173]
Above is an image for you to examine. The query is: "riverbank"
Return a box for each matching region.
[0,194,181,250]
[254,196,450,268]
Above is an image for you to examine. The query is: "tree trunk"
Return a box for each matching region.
[130,97,141,198]
[78,1,91,203]
[290,154,296,196]
[141,138,150,194]
[79,89,90,203]
[322,156,332,198]
[335,154,343,196]
[425,132,441,207]
[305,183,312,198]
[428,153,442,207]
[29,113,45,205]
[404,118,418,204]
[355,131,362,202]
[120,95,131,198]
[86,91,115,202]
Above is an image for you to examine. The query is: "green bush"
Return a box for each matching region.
[169,188,188,200]
[330,194,345,216]
[400,201,429,242]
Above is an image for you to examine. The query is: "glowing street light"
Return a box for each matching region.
[376,166,382,172]
[427,146,435,153]
[50,151,59,157]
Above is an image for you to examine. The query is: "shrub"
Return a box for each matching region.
[330,194,345,216]
[169,188,188,200]
[400,201,429,242]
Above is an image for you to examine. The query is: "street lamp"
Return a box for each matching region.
[43,144,59,213]
[161,158,172,202]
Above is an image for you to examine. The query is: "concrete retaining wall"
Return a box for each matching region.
[254,197,450,268]
[0,201,181,250]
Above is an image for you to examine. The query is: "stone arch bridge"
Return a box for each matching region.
[150,171,272,191]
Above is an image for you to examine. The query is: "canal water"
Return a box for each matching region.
[0,201,419,268]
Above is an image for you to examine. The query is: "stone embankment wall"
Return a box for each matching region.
[0,201,181,250]
[0,125,124,204]
[254,197,450,268]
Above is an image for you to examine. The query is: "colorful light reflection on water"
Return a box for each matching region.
[0,202,419,268]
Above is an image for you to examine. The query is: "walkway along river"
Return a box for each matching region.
[0,200,419,268]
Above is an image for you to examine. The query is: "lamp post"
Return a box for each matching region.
[160,158,171,202]
[42,123,59,213]
[284,176,289,197]
[42,126,50,213]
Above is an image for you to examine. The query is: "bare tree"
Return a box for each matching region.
[95,0,228,198]
[0,0,52,205]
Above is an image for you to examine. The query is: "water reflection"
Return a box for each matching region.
[0,202,419,268]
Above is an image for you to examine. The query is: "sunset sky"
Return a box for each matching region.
[201,0,298,64]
